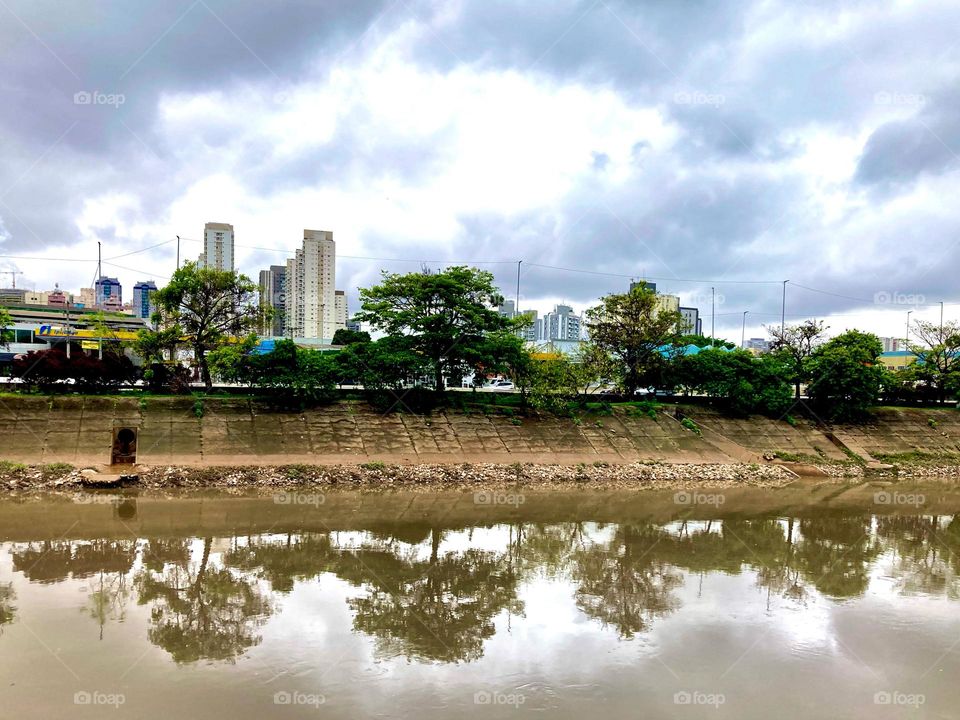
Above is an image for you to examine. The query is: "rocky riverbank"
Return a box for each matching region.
[1,460,804,492]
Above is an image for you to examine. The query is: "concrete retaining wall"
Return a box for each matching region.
[2,396,958,467]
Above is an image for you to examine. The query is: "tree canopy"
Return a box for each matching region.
[354,266,514,393]
[585,284,683,395]
[152,262,265,390]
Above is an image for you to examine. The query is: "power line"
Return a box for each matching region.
[103,237,176,261]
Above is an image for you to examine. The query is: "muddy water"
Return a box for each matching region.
[1,484,959,719]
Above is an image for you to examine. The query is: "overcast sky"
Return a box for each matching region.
[1,0,958,342]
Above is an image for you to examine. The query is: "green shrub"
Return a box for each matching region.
[360,461,387,471]
[680,417,702,436]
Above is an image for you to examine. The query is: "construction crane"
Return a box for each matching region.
[1,270,23,288]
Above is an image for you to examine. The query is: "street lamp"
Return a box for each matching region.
[742,310,749,349]
[906,310,912,346]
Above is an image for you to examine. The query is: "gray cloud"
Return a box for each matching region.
[2,0,960,340]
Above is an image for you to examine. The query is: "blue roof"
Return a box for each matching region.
[253,338,276,355]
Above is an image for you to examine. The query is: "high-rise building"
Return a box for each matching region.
[334,290,348,330]
[679,306,702,335]
[518,309,538,341]
[95,277,122,310]
[258,265,287,337]
[498,300,516,318]
[540,304,583,342]
[132,281,158,320]
[78,287,95,308]
[880,337,903,353]
[630,280,657,293]
[200,222,234,272]
[284,229,342,340]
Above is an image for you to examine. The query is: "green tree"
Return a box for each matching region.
[906,320,960,403]
[336,335,426,392]
[354,267,512,393]
[210,338,338,408]
[585,284,684,396]
[332,328,371,346]
[670,348,791,416]
[0,307,12,346]
[767,320,827,399]
[153,262,266,391]
[807,330,885,421]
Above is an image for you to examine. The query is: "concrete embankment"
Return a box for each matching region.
[2,395,960,483]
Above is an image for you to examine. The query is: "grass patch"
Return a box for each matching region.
[873,450,960,464]
[680,417,702,436]
[0,460,28,473]
[360,461,388,471]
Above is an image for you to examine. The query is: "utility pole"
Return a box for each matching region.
[940,301,944,335]
[176,235,180,270]
[906,310,912,346]
[710,287,717,339]
[515,260,521,315]
[781,280,788,334]
[97,241,102,280]
[742,310,748,349]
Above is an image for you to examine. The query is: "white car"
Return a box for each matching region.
[483,379,515,391]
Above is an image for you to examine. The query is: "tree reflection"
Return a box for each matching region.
[135,537,272,663]
[225,533,335,593]
[340,527,523,663]
[11,540,136,583]
[877,515,960,598]
[573,525,682,638]
[794,517,881,598]
[0,583,14,631]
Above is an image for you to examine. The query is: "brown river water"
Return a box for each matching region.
[0,481,959,719]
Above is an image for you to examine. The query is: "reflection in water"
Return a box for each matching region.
[0,583,14,630]
[135,537,273,664]
[3,513,960,664]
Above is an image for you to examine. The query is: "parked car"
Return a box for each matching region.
[483,379,515,391]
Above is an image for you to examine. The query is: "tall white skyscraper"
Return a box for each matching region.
[285,229,341,340]
[201,222,234,271]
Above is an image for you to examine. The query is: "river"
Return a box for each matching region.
[0,482,958,718]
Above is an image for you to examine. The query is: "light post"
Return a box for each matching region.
[781,280,788,334]
[906,310,912,347]
[710,287,717,339]
[742,310,749,349]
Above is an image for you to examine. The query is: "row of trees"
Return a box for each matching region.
[4,264,959,421]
